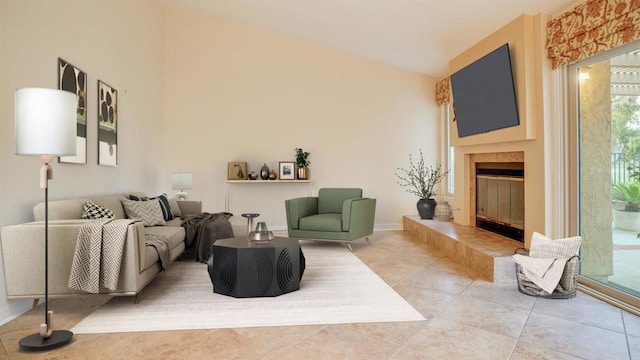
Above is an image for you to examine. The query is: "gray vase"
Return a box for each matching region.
[260,163,269,180]
[417,198,437,219]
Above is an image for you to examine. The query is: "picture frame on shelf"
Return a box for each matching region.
[227,162,247,180]
[279,161,295,180]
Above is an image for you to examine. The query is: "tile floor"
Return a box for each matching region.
[0,230,638,359]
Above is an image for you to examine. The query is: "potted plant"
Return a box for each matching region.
[612,181,640,231]
[295,148,311,180]
[395,150,447,219]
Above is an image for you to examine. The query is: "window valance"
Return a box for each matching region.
[546,0,640,69]
[435,77,451,105]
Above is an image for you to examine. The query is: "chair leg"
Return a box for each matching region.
[365,237,370,245]
[346,243,353,252]
[32,299,39,308]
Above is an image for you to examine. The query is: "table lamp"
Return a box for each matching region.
[171,172,192,200]
[15,88,76,351]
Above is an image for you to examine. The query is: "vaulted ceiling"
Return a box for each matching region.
[161,0,578,77]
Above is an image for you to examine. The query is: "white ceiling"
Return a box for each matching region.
[161,0,577,77]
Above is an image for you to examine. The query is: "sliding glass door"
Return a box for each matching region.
[575,42,640,308]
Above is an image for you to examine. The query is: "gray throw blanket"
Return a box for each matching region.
[181,212,234,262]
[69,218,137,294]
[145,234,171,271]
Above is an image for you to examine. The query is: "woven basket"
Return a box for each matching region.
[513,247,579,299]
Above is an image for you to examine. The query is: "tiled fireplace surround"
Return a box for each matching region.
[403,151,525,282]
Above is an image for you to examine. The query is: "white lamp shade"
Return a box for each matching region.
[171,173,193,190]
[15,88,77,156]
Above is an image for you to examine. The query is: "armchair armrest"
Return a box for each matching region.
[342,198,376,234]
[285,197,318,230]
[177,200,202,216]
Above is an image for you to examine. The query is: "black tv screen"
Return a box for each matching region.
[450,43,519,138]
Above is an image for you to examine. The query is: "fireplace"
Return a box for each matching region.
[475,162,524,242]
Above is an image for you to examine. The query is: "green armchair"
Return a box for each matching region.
[285,188,376,251]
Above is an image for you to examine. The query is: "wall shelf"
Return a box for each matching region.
[226,180,311,184]
[225,180,312,212]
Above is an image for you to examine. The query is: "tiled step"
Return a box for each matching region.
[403,215,523,282]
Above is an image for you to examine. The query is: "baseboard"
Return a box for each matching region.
[0,298,37,327]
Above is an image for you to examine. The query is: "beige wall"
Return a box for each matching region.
[161,7,438,229]
[0,1,437,323]
[450,14,550,247]
[0,0,166,323]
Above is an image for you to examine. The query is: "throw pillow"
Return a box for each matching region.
[529,232,582,259]
[129,193,174,221]
[81,201,115,219]
[121,198,166,226]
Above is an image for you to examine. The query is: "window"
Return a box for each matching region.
[442,103,455,196]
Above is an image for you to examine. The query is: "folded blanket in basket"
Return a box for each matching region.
[512,254,568,294]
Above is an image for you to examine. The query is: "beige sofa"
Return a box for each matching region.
[0,193,245,302]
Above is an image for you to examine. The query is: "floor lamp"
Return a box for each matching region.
[15,88,77,351]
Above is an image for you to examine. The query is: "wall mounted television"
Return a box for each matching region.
[450,43,519,138]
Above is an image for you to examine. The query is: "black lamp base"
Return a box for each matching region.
[19,330,73,352]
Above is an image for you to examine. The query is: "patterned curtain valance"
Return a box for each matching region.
[435,77,451,105]
[546,0,640,69]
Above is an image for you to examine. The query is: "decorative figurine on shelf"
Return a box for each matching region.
[268,169,277,180]
[248,171,258,180]
[260,163,269,180]
[295,147,310,180]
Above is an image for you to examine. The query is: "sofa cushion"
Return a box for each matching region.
[145,226,185,250]
[121,199,166,227]
[91,194,129,219]
[169,197,182,217]
[177,201,202,216]
[81,201,115,219]
[142,226,185,271]
[129,193,174,221]
[318,188,363,214]
[299,213,343,232]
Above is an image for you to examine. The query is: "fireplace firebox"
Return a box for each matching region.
[475,162,524,242]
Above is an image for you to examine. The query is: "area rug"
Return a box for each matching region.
[71,243,425,334]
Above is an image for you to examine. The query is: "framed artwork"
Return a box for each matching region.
[279,161,295,180]
[58,58,87,164]
[227,162,247,180]
[98,80,117,166]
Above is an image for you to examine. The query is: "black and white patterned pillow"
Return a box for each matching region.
[81,201,115,219]
[129,193,174,221]
[121,198,166,226]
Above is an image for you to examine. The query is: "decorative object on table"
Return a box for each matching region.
[268,169,277,180]
[434,201,452,221]
[14,87,76,351]
[395,149,447,219]
[248,171,258,180]
[241,213,260,240]
[57,58,87,164]
[97,80,118,166]
[295,147,311,180]
[279,161,295,180]
[171,172,192,200]
[248,221,274,242]
[260,163,270,180]
[227,162,247,180]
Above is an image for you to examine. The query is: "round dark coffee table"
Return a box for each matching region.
[208,237,306,298]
